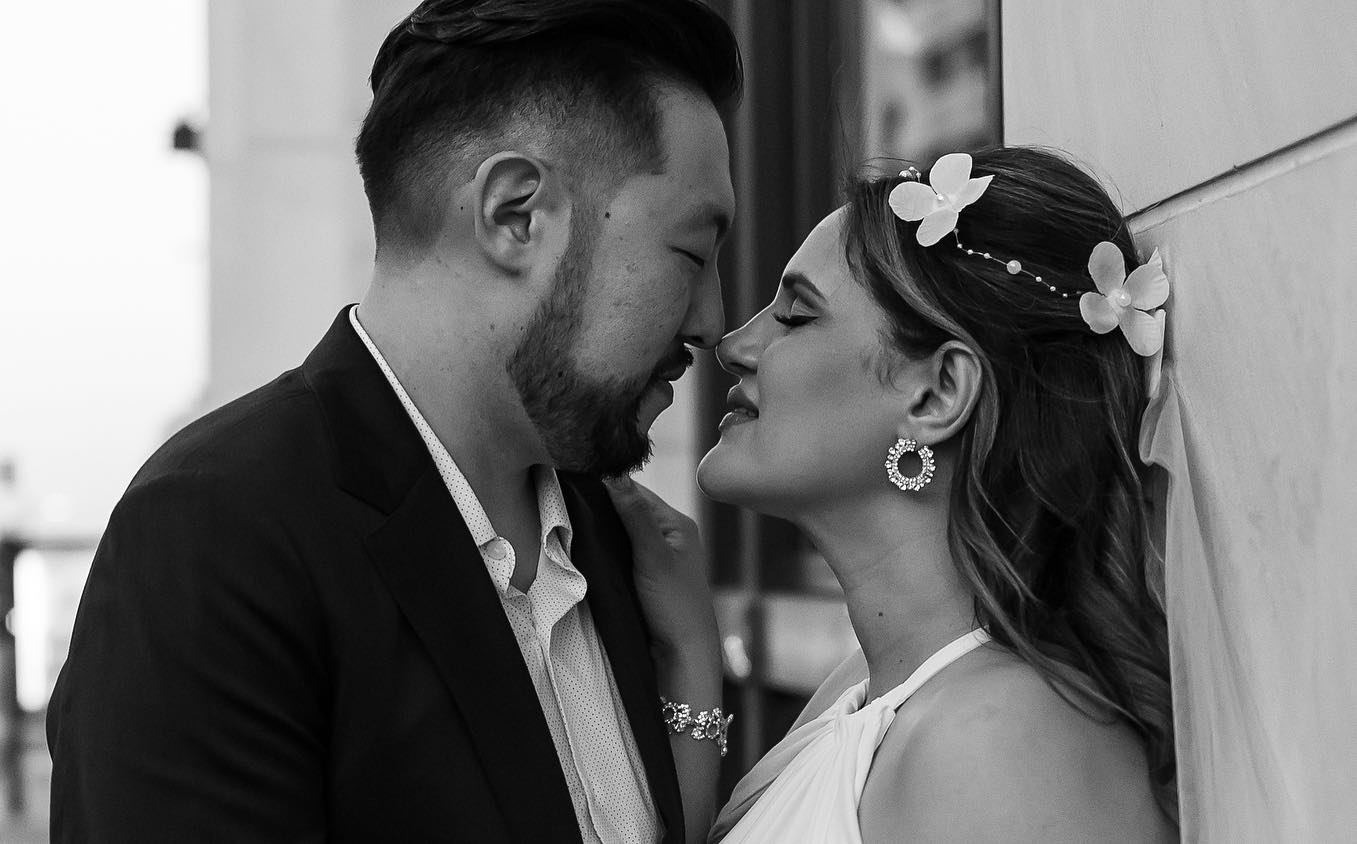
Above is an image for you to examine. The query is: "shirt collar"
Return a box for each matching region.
[349,307,574,575]
[534,465,573,556]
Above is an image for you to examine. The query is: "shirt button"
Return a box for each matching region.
[487,538,509,561]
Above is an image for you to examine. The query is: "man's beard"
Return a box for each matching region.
[506,219,680,478]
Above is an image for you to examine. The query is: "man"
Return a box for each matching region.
[47,1,741,841]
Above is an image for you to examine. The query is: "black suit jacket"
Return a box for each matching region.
[48,307,684,842]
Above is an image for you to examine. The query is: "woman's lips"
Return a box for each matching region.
[718,407,757,432]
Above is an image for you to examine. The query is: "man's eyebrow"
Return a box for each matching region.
[779,271,824,302]
[684,202,732,245]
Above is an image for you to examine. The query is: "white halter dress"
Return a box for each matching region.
[710,629,992,844]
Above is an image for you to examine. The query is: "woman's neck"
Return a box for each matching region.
[796,491,978,701]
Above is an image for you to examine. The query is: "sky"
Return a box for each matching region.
[1,0,209,538]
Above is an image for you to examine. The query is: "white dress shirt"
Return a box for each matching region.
[350,307,660,843]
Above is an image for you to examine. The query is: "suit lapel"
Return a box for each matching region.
[365,469,582,842]
[560,475,685,844]
[304,309,581,843]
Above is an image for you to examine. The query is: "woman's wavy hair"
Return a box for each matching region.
[842,146,1177,822]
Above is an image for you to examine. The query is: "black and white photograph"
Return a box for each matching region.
[2,1,1355,841]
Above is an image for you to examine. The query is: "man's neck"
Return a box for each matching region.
[354,288,549,552]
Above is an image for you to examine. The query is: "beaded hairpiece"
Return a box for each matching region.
[887,153,1169,359]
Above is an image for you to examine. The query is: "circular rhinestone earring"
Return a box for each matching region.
[885,437,935,492]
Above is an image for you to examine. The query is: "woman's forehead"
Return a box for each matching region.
[784,207,852,299]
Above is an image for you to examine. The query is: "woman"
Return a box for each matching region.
[612,146,1178,842]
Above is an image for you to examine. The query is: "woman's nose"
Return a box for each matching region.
[715,313,763,376]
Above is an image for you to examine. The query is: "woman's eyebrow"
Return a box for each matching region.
[780,271,825,303]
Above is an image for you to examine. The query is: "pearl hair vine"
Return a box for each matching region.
[887,152,1170,358]
[890,156,1077,298]
[948,231,1079,300]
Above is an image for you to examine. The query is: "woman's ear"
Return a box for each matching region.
[899,340,983,445]
[470,152,569,275]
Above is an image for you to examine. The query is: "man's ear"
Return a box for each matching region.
[470,152,569,275]
[898,340,984,446]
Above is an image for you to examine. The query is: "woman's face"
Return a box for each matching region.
[697,208,911,515]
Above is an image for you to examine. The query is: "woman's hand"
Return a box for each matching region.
[604,477,721,673]
[606,477,724,842]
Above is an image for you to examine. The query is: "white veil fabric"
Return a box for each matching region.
[1138,364,1302,839]
[1136,145,1357,837]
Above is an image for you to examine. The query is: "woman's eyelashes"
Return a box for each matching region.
[772,296,817,328]
[772,312,815,328]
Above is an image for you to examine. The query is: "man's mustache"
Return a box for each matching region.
[653,347,696,382]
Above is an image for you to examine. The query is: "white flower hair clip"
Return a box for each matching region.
[1079,242,1169,357]
[886,151,1172,365]
[888,153,994,246]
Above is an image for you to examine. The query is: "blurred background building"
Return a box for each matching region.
[3,0,1354,840]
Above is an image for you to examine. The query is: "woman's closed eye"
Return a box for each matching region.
[773,312,815,328]
[773,295,817,328]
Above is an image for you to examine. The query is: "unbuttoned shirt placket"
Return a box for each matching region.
[492,531,648,844]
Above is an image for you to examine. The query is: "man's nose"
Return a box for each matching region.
[683,271,726,350]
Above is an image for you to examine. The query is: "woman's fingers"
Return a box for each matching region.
[605,477,698,555]
[606,476,717,661]
[604,477,669,553]
[628,481,698,537]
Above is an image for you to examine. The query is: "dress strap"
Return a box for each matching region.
[874,628,992,711]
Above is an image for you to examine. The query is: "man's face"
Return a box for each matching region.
[508,86,733,477]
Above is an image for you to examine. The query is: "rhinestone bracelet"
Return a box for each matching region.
[660,696,733,758]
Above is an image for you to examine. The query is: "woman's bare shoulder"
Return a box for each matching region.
[859,649,1175,843]
[787,648,869,732]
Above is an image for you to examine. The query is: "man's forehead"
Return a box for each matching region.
[658,144,734,208]
[652,89,734,212]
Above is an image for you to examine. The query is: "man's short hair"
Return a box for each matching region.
[356,0,743,255]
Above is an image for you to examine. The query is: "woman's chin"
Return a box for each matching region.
[696,444,749,505]
[698,441,801,517]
